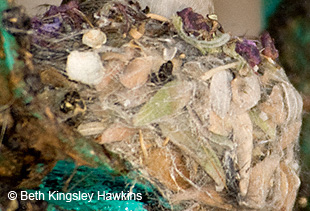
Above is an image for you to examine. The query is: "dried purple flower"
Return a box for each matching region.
[31,1,88,47]
[31,17,61,35]
[260,31,279,60]
[176,7,210,37]
[235,39,261,68]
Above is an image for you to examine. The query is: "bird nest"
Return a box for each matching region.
[6,0,302,210]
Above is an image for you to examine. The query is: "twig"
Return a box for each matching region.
[200,61,239,81]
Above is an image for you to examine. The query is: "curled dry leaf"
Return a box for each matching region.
[171,186,234,210]
[129,22,145,40]
[96,59,126,91]
[244,154,281,209]
[210,70,232,119]
[269,165,289,209]
[101,51,133,63]
[99,123,136,144]
[232,112,253,196]
[82,28,107,48]
[208,111,231,136]
[119,57,153,89]
[133,80,193,126]
[129,28,143,40]
[280,121,302,150]
[40,66,72,88]
[231,73,261,112]
[115,85,154,108]
[281,83,303,124]
[249,109,277,139]
[259,84,287,125]
[144,147,190,192]
[260,62,289,85]
[77,122,107,136]
[279,162,301,211]
[159,116,226,191]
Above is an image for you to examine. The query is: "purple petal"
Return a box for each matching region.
[177,7,210,33]
[260,31,279,60]
[235,39,261,67]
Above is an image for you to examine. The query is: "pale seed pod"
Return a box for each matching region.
[82,29,107,48]
[210,70,233,119]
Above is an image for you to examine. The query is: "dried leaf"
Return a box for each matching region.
[249,109,276,139]
[159,118,226,190]
[77,122,107,136]
[269,166,289,208]
[282,83,298,123]
[210,70,232,118]
[96,60,125,91]
[133,80,193,126]
[209,111,231,136]
[244,154,281,209]
[232,112,253,196]
[129,22,145,40]
[260,62,289,85]
[279,162,300,211]
[281,83,303,123]
[259,84,287,125]
[40,66,71,88]
[99,123,136,144]
[280,121,302,150]
[231,74,261,112]
[116,85,154,108]
[144,148,190,191]
[119,57,153,89]
[171,186,234,210]
[208,133,235,150]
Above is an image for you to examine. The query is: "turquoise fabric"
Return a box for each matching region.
[0,0,18,73]
[27,160,170,211]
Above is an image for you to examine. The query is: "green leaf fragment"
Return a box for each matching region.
[133,80,192,126]
[172,15,230,55]
[249,109,276,139]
